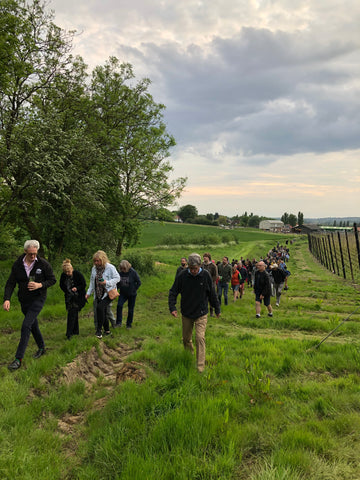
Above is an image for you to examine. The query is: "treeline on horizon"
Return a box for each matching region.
[151,205,359,228]
[149,205,305,228]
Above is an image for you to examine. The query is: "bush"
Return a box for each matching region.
[123,251,155,276]
[158,233,237,246]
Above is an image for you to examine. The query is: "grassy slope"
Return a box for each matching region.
[0,226,359,479]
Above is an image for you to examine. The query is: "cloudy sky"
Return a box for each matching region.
[50,0,360,219]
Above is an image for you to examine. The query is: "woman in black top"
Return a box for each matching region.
[115,260,141,329]
[60,259,86,339]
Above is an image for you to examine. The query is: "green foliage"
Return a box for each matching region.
[178,204,198,222]
[122,251,156,276]
[244,357,272,404]
[0,3,185,258]
[281,212,298,226]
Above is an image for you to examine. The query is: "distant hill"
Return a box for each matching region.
[304,217,360,225]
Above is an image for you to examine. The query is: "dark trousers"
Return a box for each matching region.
[218,282,229,305]
[116,294,137,327]
[16,298,46,359]
[95,296,112,334]
[66,307,79,338]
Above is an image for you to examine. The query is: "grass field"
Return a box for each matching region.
[0,224,360,479]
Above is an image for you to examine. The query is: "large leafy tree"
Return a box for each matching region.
[0,0,75,234]
[178,204,198,222]
[89,58,186,255]
[0,2,185,257]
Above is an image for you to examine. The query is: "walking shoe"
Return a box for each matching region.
[256,314,260,318]
[8,359,21,371]
[275,303,279,307]
[95,333,102,339]
[33,348,46,359]
[114,323,122,328]
[268,312,273,317]
[103,331,112,336]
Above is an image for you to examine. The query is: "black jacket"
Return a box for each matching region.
[254,270,271,297]
[4,254,56,304]
[169,268,220,319]
[60,270,87,310]
[117,268,141,296]
[271,268,287,284]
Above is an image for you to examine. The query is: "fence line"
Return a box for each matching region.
[308,224,360,284]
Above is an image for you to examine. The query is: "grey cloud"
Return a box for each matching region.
[122,26,360,158]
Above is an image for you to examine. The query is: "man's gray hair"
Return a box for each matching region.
[188,253,201,266]
[24,240,40,251]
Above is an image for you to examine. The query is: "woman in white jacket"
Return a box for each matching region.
[85,250,120,338]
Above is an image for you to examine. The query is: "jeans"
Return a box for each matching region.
[218,282,229,305]
[16,298,46,359]
[116,294,137,327]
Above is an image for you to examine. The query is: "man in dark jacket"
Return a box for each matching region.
[254,261,273,319]
[202,252,218,317]
[169,253,220,372]
[175,257,188,278]
[217,256,232,305]
[270,263,287,307]
[3,240,56,370]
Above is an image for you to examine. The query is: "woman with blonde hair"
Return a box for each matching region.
[85,251,120,338]
[115,260,141,329]
[60,259,87,339]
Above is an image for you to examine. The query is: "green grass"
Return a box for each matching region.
[136,221,288,248]
[0,225,359,479]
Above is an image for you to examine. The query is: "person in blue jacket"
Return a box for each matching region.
[115,260,141,329]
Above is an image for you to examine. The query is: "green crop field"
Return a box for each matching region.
[137,221,285,248]
[0,224,359,479]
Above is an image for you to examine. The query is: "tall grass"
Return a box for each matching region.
[0,227,359,479]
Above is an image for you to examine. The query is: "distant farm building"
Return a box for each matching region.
[291,224,321,234]
[259,220,284,232]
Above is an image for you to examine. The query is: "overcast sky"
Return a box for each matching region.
[50,0,360,219]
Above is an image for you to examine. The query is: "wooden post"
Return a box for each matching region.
[345,230,354,282]
[331,233,340,276]
[327,235,335,274]
[337,231,346,279]
[354,223,360,270]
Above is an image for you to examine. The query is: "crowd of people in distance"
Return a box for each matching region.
[2,238,291,373]
[168,242,292,372]
[2,241,141,370]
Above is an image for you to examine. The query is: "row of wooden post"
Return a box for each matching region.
[308,224,360,282]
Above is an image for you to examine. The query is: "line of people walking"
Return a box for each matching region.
[2,239,290,372]
[169,245,291,371]
[2,241,141,370]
